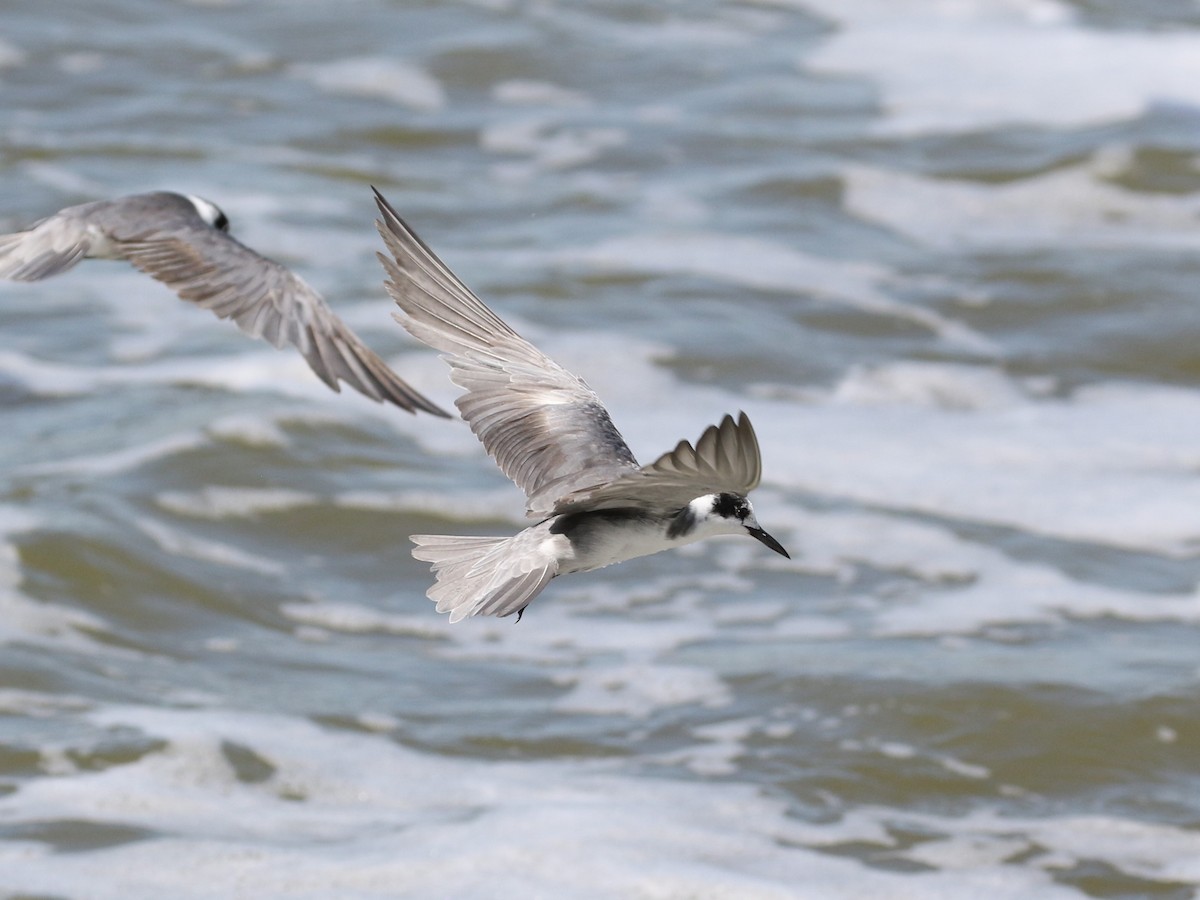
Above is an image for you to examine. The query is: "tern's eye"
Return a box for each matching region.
[214,212,230,232]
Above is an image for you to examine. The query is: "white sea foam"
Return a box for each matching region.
[552,660,732,719]
[559,231,994,350]
[0,507,120,650]
[830,361,1031,410]
[0,338,406,417]
[156,487,316,520]
[5,703,1190,898]
[0,688,91,717]
[132,516,286,576]
[205,414,292,449]
[296,57,445,111]
[755,368,1200,558]
[20,431,209,478]
[280,600,446,639]
[334,486,523,522]
[481,117,628,177]
[0,349,98,396]
[802,0,1200,134]
[844,162,1200,250]
[492,79,591,108]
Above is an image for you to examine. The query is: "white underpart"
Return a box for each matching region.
[562,494,751,576]
[184,194,224,228]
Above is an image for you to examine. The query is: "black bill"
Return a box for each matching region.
[747,527,790,559]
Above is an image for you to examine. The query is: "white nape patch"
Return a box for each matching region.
[184,194,225,229]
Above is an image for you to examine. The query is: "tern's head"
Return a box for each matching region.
[672,492,790,558]
[185,194,230,233]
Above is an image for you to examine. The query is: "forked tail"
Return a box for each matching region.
[411,531,557,623]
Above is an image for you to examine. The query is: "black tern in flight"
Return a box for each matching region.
[373,188,790,623]
[0,191,449,415]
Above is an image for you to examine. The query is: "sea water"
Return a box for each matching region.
[1,1,1198,897]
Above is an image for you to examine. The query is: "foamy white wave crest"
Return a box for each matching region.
[334,486,524,522]
[560,232,994,350]
[133,516,286,576]
[481,117,627,176]
[830,361,1033,410]
[281,600,446,639]
[492,79,591,107]
[0,507,120,649]
[753,368,1200,558]
[552,661,732,719]
[0,349,98,396]
[20,432,208,478]
[156,487,316,520]
[803,0,1200,134]
[205,414,292,448]
[0,340,349,405]
[297,57,445,111]
[786,506,1200,636]
[0,703,1134,899]
[845,162,1200,250]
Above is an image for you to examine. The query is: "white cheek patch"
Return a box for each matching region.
[185,194,226,228]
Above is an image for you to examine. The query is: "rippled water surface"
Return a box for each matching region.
[2,1,1200,897]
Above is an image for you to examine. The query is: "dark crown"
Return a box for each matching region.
[712,492,749,521]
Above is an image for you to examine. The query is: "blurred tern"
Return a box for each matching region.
[0,191,449,415]
[373,188,789,623]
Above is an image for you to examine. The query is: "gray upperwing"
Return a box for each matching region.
[374,187,641,516]
[118,229,446,413]
[551,412,764,515]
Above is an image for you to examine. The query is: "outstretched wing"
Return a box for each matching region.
[374,188,640,516]
[0,192,449,415]
[552,412,763,515]
[0,209,94,280]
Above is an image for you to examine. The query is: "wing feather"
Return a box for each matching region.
[118,230,447,413]
[374,188,640,516]
[0,192,449,416]
[552,412,764,515]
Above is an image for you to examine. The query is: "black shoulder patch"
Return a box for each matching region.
[667,504,697,539]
